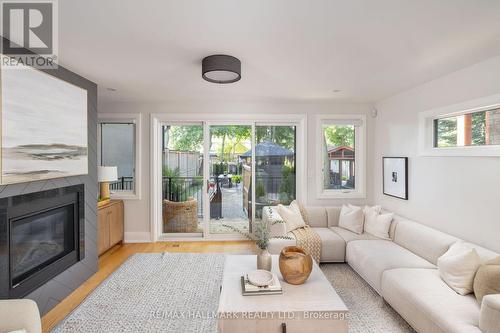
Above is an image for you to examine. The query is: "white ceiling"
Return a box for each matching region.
[58,0,500,104]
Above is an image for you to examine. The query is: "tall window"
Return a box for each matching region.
[255,125,296,218]
[98,114,141,199]
[317,115,365,198]
[434,107,500,148]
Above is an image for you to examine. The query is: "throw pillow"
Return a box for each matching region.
[364,205,393,239]
[473,256,500,303]
[338,204,364,234]
[438,241,481,295]
[277,201,306,233]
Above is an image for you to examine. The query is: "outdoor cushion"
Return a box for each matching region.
[346,240,435,294]
[382,268,482,333]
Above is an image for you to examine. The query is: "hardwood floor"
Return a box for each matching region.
[41,241,256,333]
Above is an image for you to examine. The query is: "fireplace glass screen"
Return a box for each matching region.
[10,205,75,286]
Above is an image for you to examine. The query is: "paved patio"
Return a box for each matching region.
[210,183,249,234]
[167,183,252,234]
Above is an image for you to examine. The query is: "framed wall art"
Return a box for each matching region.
[383,157,408,200]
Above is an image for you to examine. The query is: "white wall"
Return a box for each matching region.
[373,55,500,253]
[98,100,374,241]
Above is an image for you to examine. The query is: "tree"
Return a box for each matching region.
[324,125,354,147]
[167,125,203,151]
[435,118,457,147]
[210,125,251,162]
[471,112,486,145]
[279,162,295,204]
[256,126,295,150]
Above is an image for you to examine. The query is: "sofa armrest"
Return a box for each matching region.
[480,294,500,333]
[0,299,42,333]
[262,206,287,238]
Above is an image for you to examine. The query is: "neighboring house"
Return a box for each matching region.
[327,146,355,189]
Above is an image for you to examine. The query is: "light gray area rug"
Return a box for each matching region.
[321,263,415,333]
[51,253,225,333]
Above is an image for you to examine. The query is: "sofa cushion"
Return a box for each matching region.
[480,294,500,333]
[338,204,364,234]
[381,268,482,333]
[330,226,378,243]
[394,219,458,265]
[267,234,296,255]
[438,241,481,295]
[303,206,328,228]
[461,242,499,263]
[474,256,500,303]
[346,240,435,293]
[364,206,393,240]
[262,206,287,237]
[267,228,345,263]
[313,227,346,262]
[278,201,306,233]
[325,207,341,227]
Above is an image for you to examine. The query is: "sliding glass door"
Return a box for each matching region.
[254,125,297,219]
[158,120,298,239]
[208,124,252,235]
[162,123,204,236]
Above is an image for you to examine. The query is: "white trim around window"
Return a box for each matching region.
[418,93,500,157]
[98,113,142,200]
[316,114,366,199]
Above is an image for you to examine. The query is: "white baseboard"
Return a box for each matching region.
[124,232,152,243]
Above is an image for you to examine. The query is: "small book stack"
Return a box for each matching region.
[241,273,283,296]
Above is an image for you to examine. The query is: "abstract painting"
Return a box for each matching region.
[0,65,88,184]
[383,157,408,200]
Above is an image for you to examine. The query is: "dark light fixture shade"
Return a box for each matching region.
[202,55,241,84]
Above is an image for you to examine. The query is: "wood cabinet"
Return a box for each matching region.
[98,200,124,255]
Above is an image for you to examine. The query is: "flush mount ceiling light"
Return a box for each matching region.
[202,55,241,84]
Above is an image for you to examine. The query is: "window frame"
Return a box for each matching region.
[316,114,366,199]
[418,93,500,157]
[98,113,142,200]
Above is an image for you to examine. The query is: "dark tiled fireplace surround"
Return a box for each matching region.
[0,185,85,299]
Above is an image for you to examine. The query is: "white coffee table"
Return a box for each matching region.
[218,255,348,333]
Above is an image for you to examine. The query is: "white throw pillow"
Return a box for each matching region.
[338,204,364,234]
[438,241,481,295]
[277,201,306,233]
[364,206,393,239]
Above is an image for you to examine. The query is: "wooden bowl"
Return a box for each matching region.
[279,246,313,285]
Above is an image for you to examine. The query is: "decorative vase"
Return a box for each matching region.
[257,248,272,271]
[279,246,313,285]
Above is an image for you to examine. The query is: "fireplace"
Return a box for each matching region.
[0,184,84,299]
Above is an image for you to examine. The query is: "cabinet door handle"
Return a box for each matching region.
[281,323,286,333]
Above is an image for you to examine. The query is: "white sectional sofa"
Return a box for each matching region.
[263,205,500,333]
